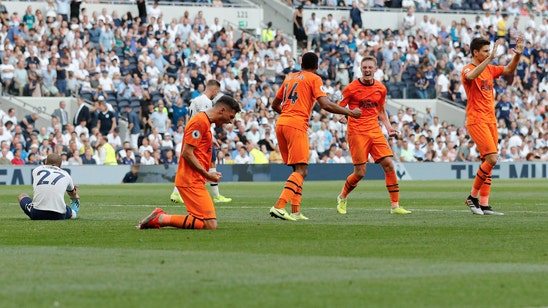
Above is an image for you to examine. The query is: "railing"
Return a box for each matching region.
[12,0,257,8]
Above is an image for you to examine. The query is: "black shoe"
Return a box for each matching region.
[465,195,483,215]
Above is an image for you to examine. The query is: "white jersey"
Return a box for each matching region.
[188,94,213,119]
[31,165,75,214]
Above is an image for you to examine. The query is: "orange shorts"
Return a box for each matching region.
[177,185,216,220]
[348,132,393,164]
[276,125,309,165]
[467,123,498,158]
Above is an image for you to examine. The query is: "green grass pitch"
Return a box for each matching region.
[0,179,547,307]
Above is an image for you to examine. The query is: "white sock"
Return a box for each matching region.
[209,168,220,197]
[172,187,178,194]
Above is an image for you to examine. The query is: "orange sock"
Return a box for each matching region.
[291,186,302,213]
[160,214,205,229]
[341,173,361,199]
[471,162,494,197]
[479,174,492,206]
[385,171,399,207]
[275,172,303,209]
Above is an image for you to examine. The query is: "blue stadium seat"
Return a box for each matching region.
[80,91,94,102]
[113,47,123,57]
[129,97,142,109]
[150,91,164,103]
[105,90,117,98]
[106,96,118,109]
[132,105,141,114]
[118,98,130,110]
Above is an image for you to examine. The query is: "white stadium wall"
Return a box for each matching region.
[0,162,545,186]
[4,2,262,30]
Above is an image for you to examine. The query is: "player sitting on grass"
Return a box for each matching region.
[18,153,80,220]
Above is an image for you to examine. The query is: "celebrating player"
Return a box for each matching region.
[461,37,524,215]
[137,95,241,230]
[269,52,362,221]
[169,79,232,204]
[336,56,411,215]
[18,153,81,220]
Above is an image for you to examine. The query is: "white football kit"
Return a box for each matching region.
[188,94,213,119]
[31,165,75,214]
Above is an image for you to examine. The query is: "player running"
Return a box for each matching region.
[336,56,411,215]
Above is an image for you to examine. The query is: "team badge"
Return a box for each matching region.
[192,130,200,139]
[463,68,470,74]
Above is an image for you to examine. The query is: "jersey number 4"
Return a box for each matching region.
[36,170,66,185]
[283,83,299,105]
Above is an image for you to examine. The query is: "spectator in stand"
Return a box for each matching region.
[11,148,25,165]
[140,149,155,165]
[148,100,169,136]
[13,60,28,96]
[350,1,363,29]
[96,100,117,136]
[414,71,429,99]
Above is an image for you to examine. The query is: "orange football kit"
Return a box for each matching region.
[462,63,504,206]
[339,79,393,164]
[273,70,328,214]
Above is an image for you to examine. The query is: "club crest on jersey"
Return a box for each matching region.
[192,130,200,139]
[320,86,328,93]
[463,67,471,74]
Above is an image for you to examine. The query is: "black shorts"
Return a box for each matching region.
[19,196,72,220]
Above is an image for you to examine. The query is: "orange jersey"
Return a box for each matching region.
[275,71,327,132]
[175,112,212,187]
[462,63,504,125]
[339,79,386,135]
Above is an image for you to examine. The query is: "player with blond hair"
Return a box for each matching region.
[336,56,411,215]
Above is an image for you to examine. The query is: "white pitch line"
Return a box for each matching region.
[96,204,548,214]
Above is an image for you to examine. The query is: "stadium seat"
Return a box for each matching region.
[150,91,164,103]
[129,97,142,109]
[118,98,130,110]
[401,71,412,83]
[106,96,118,109]
[105,90,117,98]
[132,105,141,114]
[113,47,123,57]
[80,91,94,102]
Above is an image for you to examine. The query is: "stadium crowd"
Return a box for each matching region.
[0,0,546,168]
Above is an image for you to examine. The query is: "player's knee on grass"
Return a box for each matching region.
[204,219,218,230]
[18,193,29,203]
